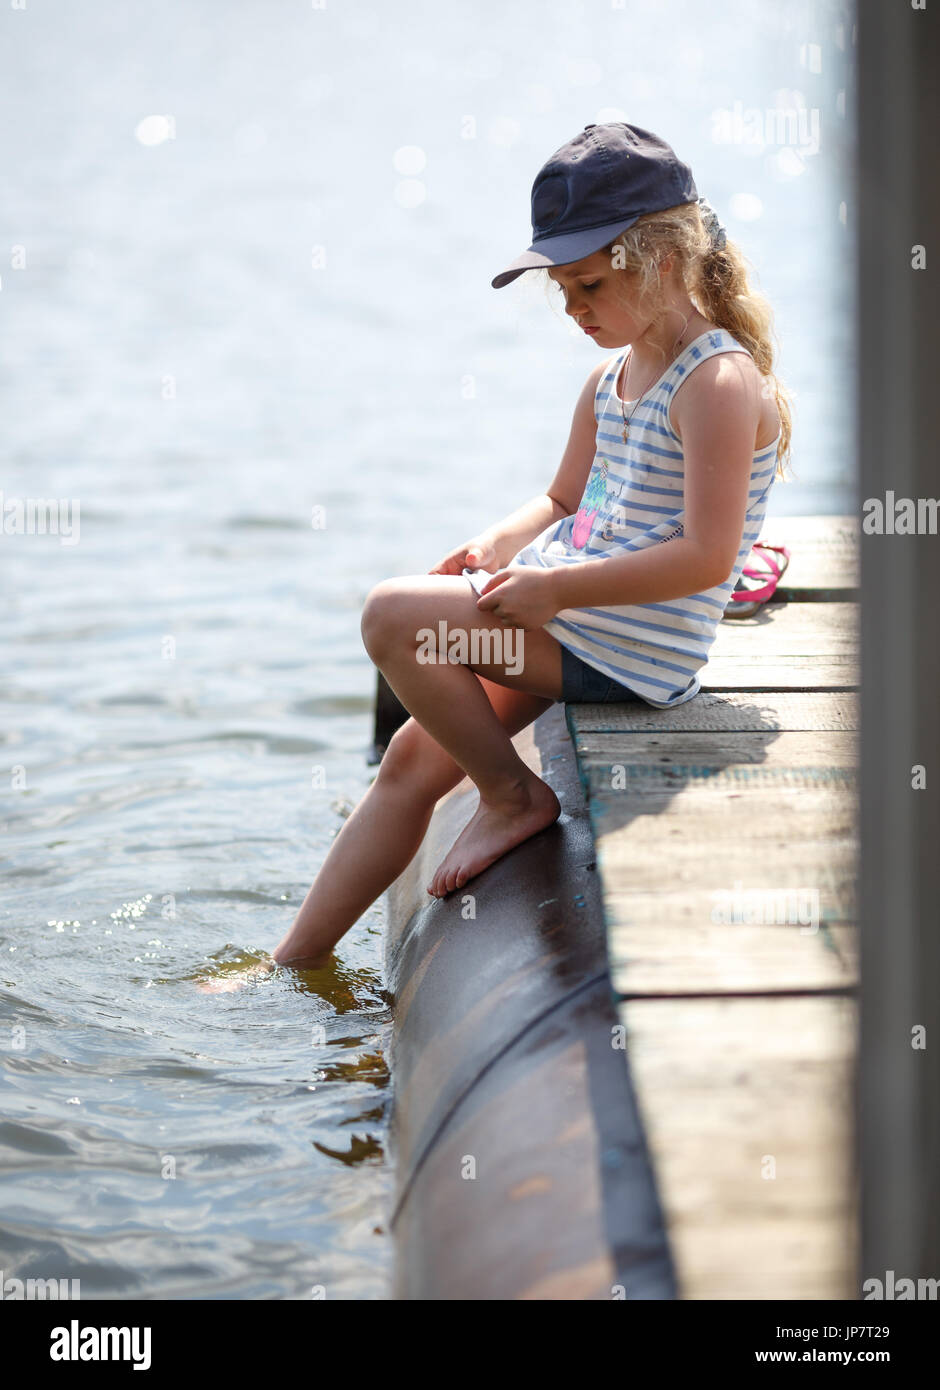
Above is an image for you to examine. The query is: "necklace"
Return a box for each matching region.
[619,310,694,443]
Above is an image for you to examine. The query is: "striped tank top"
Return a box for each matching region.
[467,328,781,708]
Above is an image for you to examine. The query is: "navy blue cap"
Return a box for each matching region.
[491,122,698,289]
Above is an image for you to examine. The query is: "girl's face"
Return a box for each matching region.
[547,249,651,348]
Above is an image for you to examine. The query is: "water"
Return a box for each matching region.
[1,0,854,1298]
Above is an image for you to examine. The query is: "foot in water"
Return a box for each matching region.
[427,769,561,898]
[194,948,283,993]
[195,960,275,993]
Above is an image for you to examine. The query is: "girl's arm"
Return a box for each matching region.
[549,353,763,610]
[431,357,613,574]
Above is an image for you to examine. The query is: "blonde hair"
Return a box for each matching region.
[546,202,794,478]
[606,202,789,480]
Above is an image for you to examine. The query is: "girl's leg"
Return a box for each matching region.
[271,678,553,967]
[359,574,567,899]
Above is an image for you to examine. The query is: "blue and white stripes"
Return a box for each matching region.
[507,329,780,707]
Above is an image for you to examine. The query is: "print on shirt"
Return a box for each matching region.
[572,458,616,550]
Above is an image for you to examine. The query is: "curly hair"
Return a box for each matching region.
[606,202,789,478]
[545,202,794,479]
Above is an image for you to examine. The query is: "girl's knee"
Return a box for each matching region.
[360,578,410,658]
[361,574,469,662]
[377,721,462,800]
[358,578,425,658]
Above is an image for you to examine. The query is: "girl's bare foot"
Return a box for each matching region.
[195,959,276,993]
[427,770,561,898]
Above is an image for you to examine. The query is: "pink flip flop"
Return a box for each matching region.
[723,542,791,619]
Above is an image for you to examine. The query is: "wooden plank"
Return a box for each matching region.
[617,995,858,1299]
[606,913,857,995]
[603,811,856,1000]
[586,763,857,799]
[578,730,857,993]
[704,601,858,690]
[750,514,859,598]
[576,729,858,768]
[710,601,857,650]
[569,690,858,734]
[597,811,856,894]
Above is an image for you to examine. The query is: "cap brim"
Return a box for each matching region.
[491,216,641,289]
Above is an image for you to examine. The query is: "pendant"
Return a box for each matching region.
[622,423,628,443]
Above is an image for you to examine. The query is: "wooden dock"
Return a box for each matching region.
[566,515,860,1298]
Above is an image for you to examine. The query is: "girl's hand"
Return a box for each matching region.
[428,534,506,577]
[475,567,560,630]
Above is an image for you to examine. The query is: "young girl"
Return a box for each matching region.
[272,121,791,969]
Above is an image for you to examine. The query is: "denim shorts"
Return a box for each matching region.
[559,644,643,704]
